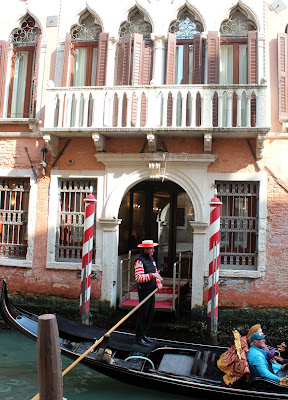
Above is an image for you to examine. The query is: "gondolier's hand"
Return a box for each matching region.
[157,282,163,290]
[152,272,163,281]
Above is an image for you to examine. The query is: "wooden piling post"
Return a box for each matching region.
[37,314,63,400]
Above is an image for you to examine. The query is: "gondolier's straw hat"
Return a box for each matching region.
[137,240,159,248]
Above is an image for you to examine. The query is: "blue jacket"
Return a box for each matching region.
[247,345,281,383]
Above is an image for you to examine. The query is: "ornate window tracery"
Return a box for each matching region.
[220,7,256,37]
[169,7,203,39]
[70,11,102,41]
[10,15,40,45]
[119,8,152,39]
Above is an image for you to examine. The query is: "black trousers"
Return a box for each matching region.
[136,288,155,340]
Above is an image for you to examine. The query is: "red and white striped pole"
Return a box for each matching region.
[80,187,96,325]
[208,188,222,335]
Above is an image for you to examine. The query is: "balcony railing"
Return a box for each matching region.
[44,84,267,132]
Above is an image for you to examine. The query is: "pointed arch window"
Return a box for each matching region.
[168,7,204,85]
[219,7,258,127]
[116,8,153,86]
[62,10,109,87]
[220,7,257,86]
[7,15,41,118]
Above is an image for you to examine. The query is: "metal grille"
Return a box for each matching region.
[169,7,204,39]
[0,178,30,258]
[216,181,259,270]
[56,179,97,262]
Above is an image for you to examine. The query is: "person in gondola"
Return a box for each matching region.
[247,324,287,364]
[247,332,287,383]
[134,240,163,347]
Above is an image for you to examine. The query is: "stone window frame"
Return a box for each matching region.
[46,170,104,270]
[0,169,37,268]
[208,171,267,279]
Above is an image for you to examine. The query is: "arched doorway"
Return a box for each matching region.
[118,180,194,277]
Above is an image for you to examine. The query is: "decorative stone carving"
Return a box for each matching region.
[92,133,106,152]
[43,134,59,157]
[204,133,212,153]
[256,133,266,159]
[147,133,157,152]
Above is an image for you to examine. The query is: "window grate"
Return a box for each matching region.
[0,178,30,258]
[56,179,97,262]
[216,181,259,270]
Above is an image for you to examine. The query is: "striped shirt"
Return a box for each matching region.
[134,259,161,284]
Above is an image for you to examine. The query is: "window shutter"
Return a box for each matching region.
[193,33,202,84]
[141,39,153,85]
[278,33,288,118]
[30,34,42,118]
[207,31,219,84]
[166,32,176,84]
[96,32,109,86]
[61,33,71,86]
[115,34,132,85]
[0,41,8,117]
[131,33,143,85]
[248,31,258,84]
[140,39,153,126]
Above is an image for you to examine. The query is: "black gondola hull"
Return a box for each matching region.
[1,279,288,400]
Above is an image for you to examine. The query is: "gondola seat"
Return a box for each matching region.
[158,353,195,376]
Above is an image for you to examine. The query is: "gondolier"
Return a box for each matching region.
[134,240,163,347]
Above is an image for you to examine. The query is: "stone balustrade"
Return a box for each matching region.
[44,84,267,131]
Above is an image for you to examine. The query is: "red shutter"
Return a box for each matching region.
[140,40,153,126]
[141,39,153,85]
[113,35,132,126]
[166,32,176,84]
[0,41,8,117]
[30,34,42,118]
[62,33,71,86]
[96,32,109,86]
[131,33,143,85]
[131,34,143,126]
[248,31,258,84]
[278,33,288,118]
[193,33,202,84]
[116,34,132,85]
[207,31,219,84]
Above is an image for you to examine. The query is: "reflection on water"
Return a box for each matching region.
[0,329,204,400]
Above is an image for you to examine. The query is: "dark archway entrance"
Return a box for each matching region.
[118,180,194,277]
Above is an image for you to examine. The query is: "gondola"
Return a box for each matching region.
[1,278,288,400]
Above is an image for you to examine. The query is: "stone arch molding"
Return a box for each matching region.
[102,168,205,223]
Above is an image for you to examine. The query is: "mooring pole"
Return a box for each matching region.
[37,314,63,400]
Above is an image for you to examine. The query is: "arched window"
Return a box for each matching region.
[115,8,153,86]
[220,6,257,85]
[168,7,204,84]
[8,14,41,118]
[219,6,258,127]
[62,10,109,87]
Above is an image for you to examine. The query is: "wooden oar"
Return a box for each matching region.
[31,287,158,400]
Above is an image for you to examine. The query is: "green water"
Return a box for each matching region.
[0,329,203,400]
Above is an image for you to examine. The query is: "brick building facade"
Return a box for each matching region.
[0,0,287,309]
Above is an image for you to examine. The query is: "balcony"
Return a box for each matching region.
[41,83,269,157]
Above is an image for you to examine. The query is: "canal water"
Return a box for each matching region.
[0,329,205,400]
